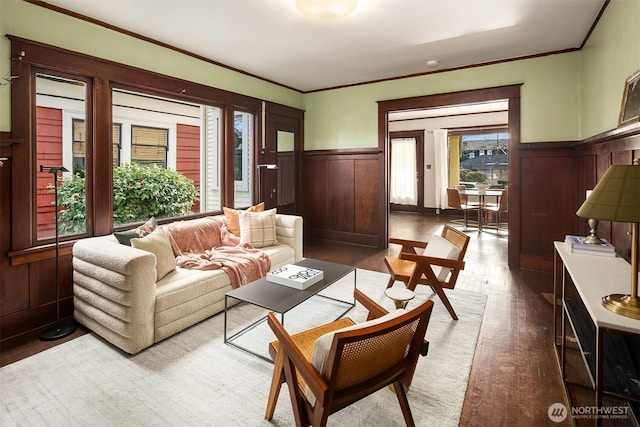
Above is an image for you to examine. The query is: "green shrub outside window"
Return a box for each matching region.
[55,162,199,233]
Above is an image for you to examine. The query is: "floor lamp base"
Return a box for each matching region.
[40,323,76,341]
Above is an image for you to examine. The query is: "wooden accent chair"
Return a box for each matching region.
[447,188,479,230]
[265,288,434,427]
[384,225,470,320]
[482,186,508,233]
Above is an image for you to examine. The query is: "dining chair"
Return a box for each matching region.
[455,184,479,207]
[447,188,479,230]
[482,186,508,233]
[384,225,470,320]
[265,288,434,427]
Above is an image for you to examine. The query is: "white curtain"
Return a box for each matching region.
[390,138,417,205]
[433,129,449,209]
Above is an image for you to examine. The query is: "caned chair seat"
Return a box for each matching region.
[265,288,433,427]
[266,317,356,419]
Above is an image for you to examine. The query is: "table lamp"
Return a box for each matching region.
[576,160,640,320]
[582,190,606,244]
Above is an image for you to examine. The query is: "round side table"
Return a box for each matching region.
[384,287,415,309]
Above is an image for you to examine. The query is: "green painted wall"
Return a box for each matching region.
[303,0,638,149]
[0,0,303,132]
[303,53,581,149]
[580,0,640,138]
[0,0,10,131]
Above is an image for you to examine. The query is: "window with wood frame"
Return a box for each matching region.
[11,37,262,248]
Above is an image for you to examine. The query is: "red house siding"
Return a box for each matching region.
[176,124,201,212]
[36,106,63,239]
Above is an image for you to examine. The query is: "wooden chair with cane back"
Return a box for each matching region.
[384,225,470,320]
[265,288,434,427]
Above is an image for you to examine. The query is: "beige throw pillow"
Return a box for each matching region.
[223,202,264,236]
[131,227,176,281]
[238,208,278,248]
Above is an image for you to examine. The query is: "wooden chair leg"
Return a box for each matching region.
[393,381,416,427]
[386,276,395,289]
[265,349,285,420]
[431,285,458,320]
[282,357,308,427]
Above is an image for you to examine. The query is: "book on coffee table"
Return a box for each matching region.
[266,264,324,290]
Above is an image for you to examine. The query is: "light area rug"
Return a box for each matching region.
[0,269,486,427]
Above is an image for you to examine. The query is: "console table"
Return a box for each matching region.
[553,242,640,426]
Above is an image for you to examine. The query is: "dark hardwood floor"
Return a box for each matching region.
[1,212,635,426]
[305,212,635,427]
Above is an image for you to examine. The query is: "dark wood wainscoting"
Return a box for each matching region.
[574,125,640,264]
[301,125,639,271]
[301,149,384,247]
[1,132,76,341]
[518,142,578,271]
[518,124,640,270]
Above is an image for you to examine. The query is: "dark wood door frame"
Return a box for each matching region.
[378,84,522,268]
[262,101,304,214]
[389,131,424,213]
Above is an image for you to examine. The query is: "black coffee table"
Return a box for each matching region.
[223,258,357,361]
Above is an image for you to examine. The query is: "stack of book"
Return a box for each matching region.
[266,264,324,290]
[564,235,616,257]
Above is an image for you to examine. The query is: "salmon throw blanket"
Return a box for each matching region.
[165,217,271,289]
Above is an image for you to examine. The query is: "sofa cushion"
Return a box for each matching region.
[114,217,157,246]
[260,245,294,269]
[423,235,461,280]
[131,227,176,280]
[223,202,264,236]
[239,208,278,248]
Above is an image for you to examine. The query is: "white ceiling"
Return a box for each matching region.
[40,0,606,92]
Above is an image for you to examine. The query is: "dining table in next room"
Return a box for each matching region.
[458,188,504,232]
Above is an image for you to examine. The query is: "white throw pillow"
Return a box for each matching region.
[423,235,461,281]
[238,208,278,248]
[131,227,176,281]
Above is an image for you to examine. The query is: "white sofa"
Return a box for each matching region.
[72,213,303,354]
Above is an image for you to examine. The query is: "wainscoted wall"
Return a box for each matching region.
[301,125,640,273]
[574,126,640,265]
[301,149,384,248]
[518,142,578,271]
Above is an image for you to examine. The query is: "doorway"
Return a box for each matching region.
[261,102,304,214]
[377,85,521,268]
[389,131,424,213]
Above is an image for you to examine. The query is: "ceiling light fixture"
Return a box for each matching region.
[426,59,440,67]
[295,0,358,19]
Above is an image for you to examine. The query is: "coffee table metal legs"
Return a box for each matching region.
[223,270,357,362]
